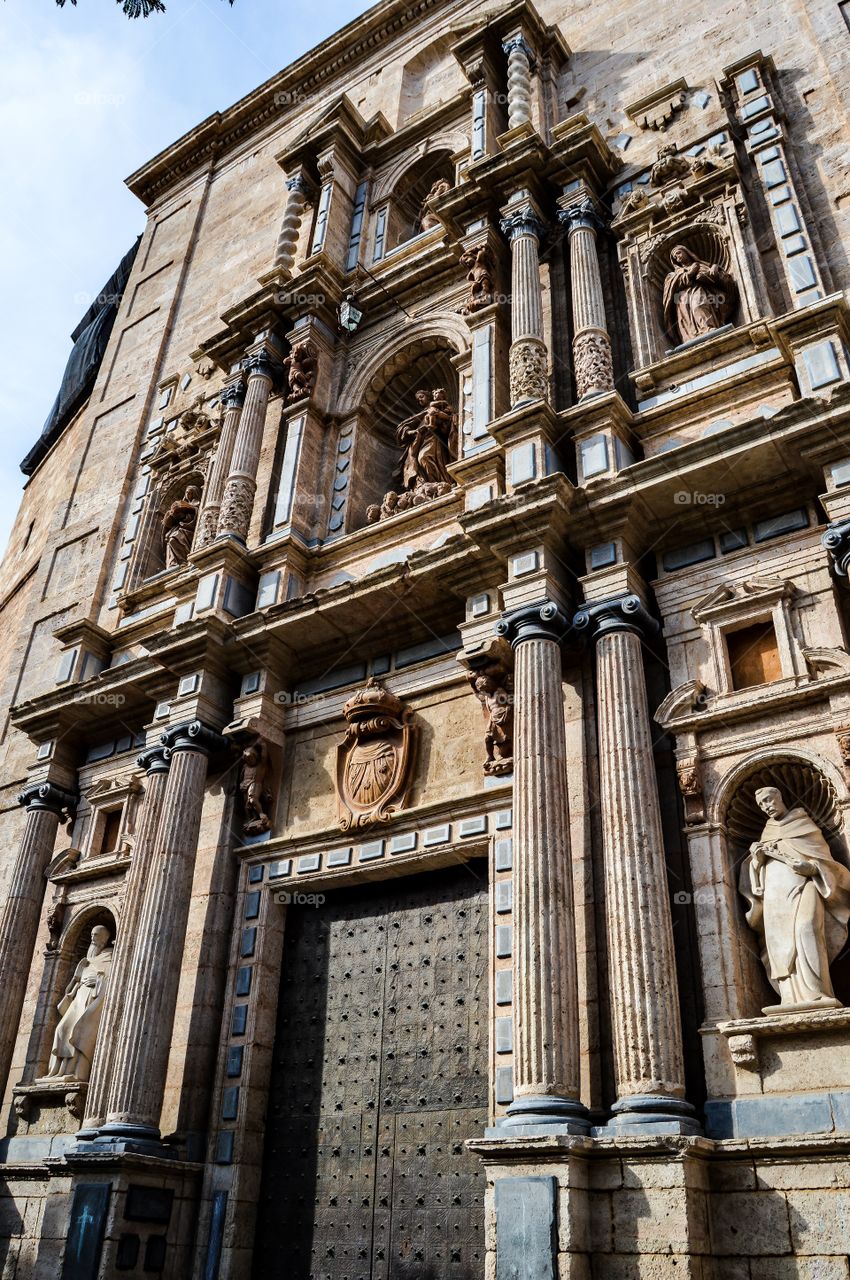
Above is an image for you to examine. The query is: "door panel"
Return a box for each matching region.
[253,863,488,1280]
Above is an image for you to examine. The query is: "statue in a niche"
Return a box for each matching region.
[398,388,456,490]
[162,484,201,567]
[419,178,451,232]
[239,739,273,835]
[663,243,737,345]
[741,786,850,1013]
[46,924,113,1081]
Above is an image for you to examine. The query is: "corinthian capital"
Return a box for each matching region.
[499,207,546,245]
[558,198,606,236]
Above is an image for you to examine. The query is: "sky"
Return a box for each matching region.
[0,0,370,556]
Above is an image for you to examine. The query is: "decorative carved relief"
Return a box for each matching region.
[420,179,451,232]
[626,79,689,132]
[284,340,317,402]
[740,785,850,1014]
[509,337,548,403]
[459,245,495,314]
[677,757,705,825]
[836,726,850,787]
[336,679,415,831]
[239,738,273,836]
[467,657,513,776]
[217,475,256,542]
[46,901,66,952]
[574,330,615,400]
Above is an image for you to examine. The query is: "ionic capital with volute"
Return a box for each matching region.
[160,719,229,758]
[572,593,658,641]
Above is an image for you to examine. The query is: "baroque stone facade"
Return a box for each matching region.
[2,1,850,1276]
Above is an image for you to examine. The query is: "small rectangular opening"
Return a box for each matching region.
[98,808,123,856]
[726,620,782,689]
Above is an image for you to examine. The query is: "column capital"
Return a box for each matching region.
[502,34,536,68]
[558,197,606,236]
[500,207,546,245]
[243,349,278,382]
[286,173,313,198]
[137,746,171,776]
[17,781,77,820]
[160,720,229,757]
[822,519,850,576]
[219,379,246,411]
[572,594,659,642]
[497,599,571,647]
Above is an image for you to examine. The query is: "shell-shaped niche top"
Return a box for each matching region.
[727,758,842,850]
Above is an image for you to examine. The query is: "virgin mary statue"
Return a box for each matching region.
[741,786,850,1013]
[663,243,737,345]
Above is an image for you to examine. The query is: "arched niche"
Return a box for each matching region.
[648,223,740,349]
[714,750,850,1013]
[32,902,117,1082]
[380,149,456,254]
[130,465,205,587]
[344,337,462,531]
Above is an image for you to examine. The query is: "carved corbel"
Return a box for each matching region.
[676,756,705,826]
[461,638,514,777]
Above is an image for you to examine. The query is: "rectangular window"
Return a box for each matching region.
[727,621,782,690]
[310,181,333,255]
[345,180,369,271]
[372,203,388,262]
[99,807,123,855]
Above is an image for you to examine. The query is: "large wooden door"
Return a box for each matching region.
[253,863,488,1280]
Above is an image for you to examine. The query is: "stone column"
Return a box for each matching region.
[495,601,589,1132]
[500,205,548,408]
[216,349,277,543]
[273,175,311,276]
[0,782,76,1094]
[502,36,535,131]
[558,199,615,401]
[97,722,226,1148]
[197,379,246,547]
[573,595,700,1134]
[77,747,171,1137]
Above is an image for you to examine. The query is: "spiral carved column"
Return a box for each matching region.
[216,350,276,542]
[274,175,311,276]
[197,379,246,547]
[97,722,226,1147]
[77,747,171,1136]
[500,206,548,407]
[495,601,589,1131]
[558,199,615,401]
[573,595,700,1134]
[0,783,77,1095]
[502,36,534,131]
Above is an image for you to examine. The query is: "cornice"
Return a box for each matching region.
[125,0,469,207]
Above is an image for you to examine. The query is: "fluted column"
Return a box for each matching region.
[0,782,77,1094]
[573,595,700,1134]
[495,601,589,1132]
[274,175,311,276]
[558,199,615,401]
[77,747,171,1137]
[500,205,548,408]
[197,379,246,547]
[216,349,277,542]
[502,36,535,131]
[97,722,226,1147]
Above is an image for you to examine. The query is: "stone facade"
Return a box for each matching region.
[2,0,850,1275]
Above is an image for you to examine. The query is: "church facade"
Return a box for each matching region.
[3,0,850,1275]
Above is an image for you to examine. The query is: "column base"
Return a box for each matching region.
[600,1094,702,1137]
[495,1094,591,1136]
[76,1121,175,1159]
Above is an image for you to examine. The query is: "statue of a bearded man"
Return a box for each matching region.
[46,924,113,1081]
[741,786,850,1013]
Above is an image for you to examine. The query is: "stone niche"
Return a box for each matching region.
[613,135,775,394]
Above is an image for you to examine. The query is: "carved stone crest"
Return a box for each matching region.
[336,679,415,831]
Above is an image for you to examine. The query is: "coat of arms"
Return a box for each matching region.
[336,679,415,831]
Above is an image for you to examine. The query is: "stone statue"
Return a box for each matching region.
[459,245,495,314]
[419,179,451,232]
[740,786,850,1012]
[662,243,737,345]
[162,484,200,567]
[468,666,514,776]
[240,740,273,835]
[47,925,113,1081]
[284,340,317,402]
[397,389,456,490]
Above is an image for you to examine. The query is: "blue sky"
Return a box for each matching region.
[0,0,370,555]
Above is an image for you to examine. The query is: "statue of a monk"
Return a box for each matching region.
[740,786,850,1013]
[47,924,113,1081]
[662,243,737,345]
